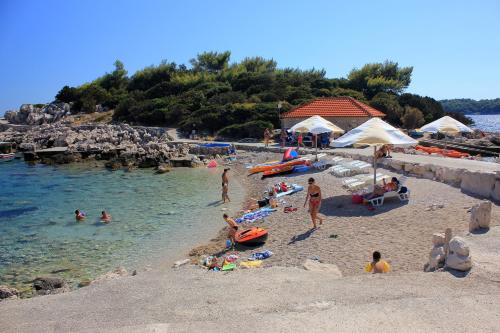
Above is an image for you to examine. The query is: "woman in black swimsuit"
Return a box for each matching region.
[304,177,323,229]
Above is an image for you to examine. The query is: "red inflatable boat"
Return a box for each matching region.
[235,227,268,245]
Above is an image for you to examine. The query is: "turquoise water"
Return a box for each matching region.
[0,160,243,293]
[468,114,500,133]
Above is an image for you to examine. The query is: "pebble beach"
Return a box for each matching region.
[190,151,500,276]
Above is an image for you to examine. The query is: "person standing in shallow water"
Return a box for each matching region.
[222,168,230,203]
[263,128,271,147]
[304,177,323,229]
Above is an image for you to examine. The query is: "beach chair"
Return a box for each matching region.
[329,165,351,177]
[368,176,410,206]
[331,156,345,165]
[312,161,328,170]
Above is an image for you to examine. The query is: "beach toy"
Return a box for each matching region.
[240,260,263,268]
[292,165,311,173]
[207,160,218,168]
[222,263,236,271]
[282,147,299,161]
[235,228,268,246]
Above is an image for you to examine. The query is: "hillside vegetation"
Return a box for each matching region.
[440,98,500,115]
[54,51,471,138]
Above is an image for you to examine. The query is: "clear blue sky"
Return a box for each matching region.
[1,0,499,113]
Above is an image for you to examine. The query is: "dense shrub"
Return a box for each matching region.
[217,120,274,139]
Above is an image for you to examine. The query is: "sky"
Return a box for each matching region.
[1,0,499,113]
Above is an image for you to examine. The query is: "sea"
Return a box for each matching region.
[0,160,244,294]
[468,114,500,133]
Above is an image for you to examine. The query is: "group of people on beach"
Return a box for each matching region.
[75,209,112,223]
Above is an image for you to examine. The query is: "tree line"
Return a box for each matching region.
[54,52,471,138]
[440,98,500,115]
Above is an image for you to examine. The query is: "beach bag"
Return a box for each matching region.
[351,195,363,204]
[398,186,408,194]
[280,183,288,192]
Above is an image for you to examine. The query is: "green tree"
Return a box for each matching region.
[55,86,79,103]
[401,106,425,129]
[347,61,413,98]
[190,51,231,73]
[369,92,403,125]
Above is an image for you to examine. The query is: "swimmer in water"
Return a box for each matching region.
[75,209,85,221]
[100,210,112,223]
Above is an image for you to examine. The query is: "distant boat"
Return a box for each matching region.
[0,153,15,162]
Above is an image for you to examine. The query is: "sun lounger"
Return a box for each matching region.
[312,161,328,170]
[331,156,345,165]
[368,177,410,206]
[329,165,352,177]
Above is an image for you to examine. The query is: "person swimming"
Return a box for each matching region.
[100,210,112,223]
[75,209,85,221]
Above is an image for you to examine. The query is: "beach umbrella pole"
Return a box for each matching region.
[315,135,318,161]
[373,146,377,185]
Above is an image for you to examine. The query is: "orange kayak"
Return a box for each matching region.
[249,159,308,175]
[235,227,268,245]
[262,165,295,178]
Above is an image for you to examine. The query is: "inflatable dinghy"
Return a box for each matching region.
[235,227,268,245]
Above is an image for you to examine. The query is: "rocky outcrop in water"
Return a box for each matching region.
[33,276,69,295]
[0,285,19,300]
[0,122,197,167]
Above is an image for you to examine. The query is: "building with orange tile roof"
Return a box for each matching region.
[280,97,385,131]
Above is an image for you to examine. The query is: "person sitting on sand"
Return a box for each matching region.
[365,251,391,273]
[100,211,112,223]
[222,168,230,203]
[375,145,392,159]
[304,177,323,229]
[249,190,278,210]
[223,213,238,246]
[75,209,85,221]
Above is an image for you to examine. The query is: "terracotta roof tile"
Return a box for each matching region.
[281,97,386,118]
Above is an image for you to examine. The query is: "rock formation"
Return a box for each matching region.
[446,236,472,271]
[0,285,19,300]
[469,200,492,232]
[33,276,69,295]
[4,103,72,125]
[427,233,446,271]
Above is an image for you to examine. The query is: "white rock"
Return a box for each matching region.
[428,246,446,270]
[446,253,472,271]
[303,259,342,278]
[460,171,496,199]
[173,259,191,268]
[469,200,492,232]
[432,233,446,246]
[448,236,470,257]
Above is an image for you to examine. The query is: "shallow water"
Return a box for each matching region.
[0,160,244,293]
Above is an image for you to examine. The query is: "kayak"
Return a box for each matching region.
[249,159,309,175]
[262,165,295,178]
[235,227,268,246]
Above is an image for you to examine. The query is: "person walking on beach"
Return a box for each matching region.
[223,213,238,246]
[222,168,230,203]
[297,133,305,152]
[263,128,271,148]
[304,177,323,229]
[365,251,391,273]
[280,129,287,148]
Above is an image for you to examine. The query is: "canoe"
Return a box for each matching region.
[235,227,268,245]
[249,159,308,175]
[262,165,295,178]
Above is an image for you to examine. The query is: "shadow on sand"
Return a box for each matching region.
[288,228,317,245]
[319,194,408,217]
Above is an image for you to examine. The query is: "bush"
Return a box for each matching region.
[217,120,273,139]
[401,106,425,129]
